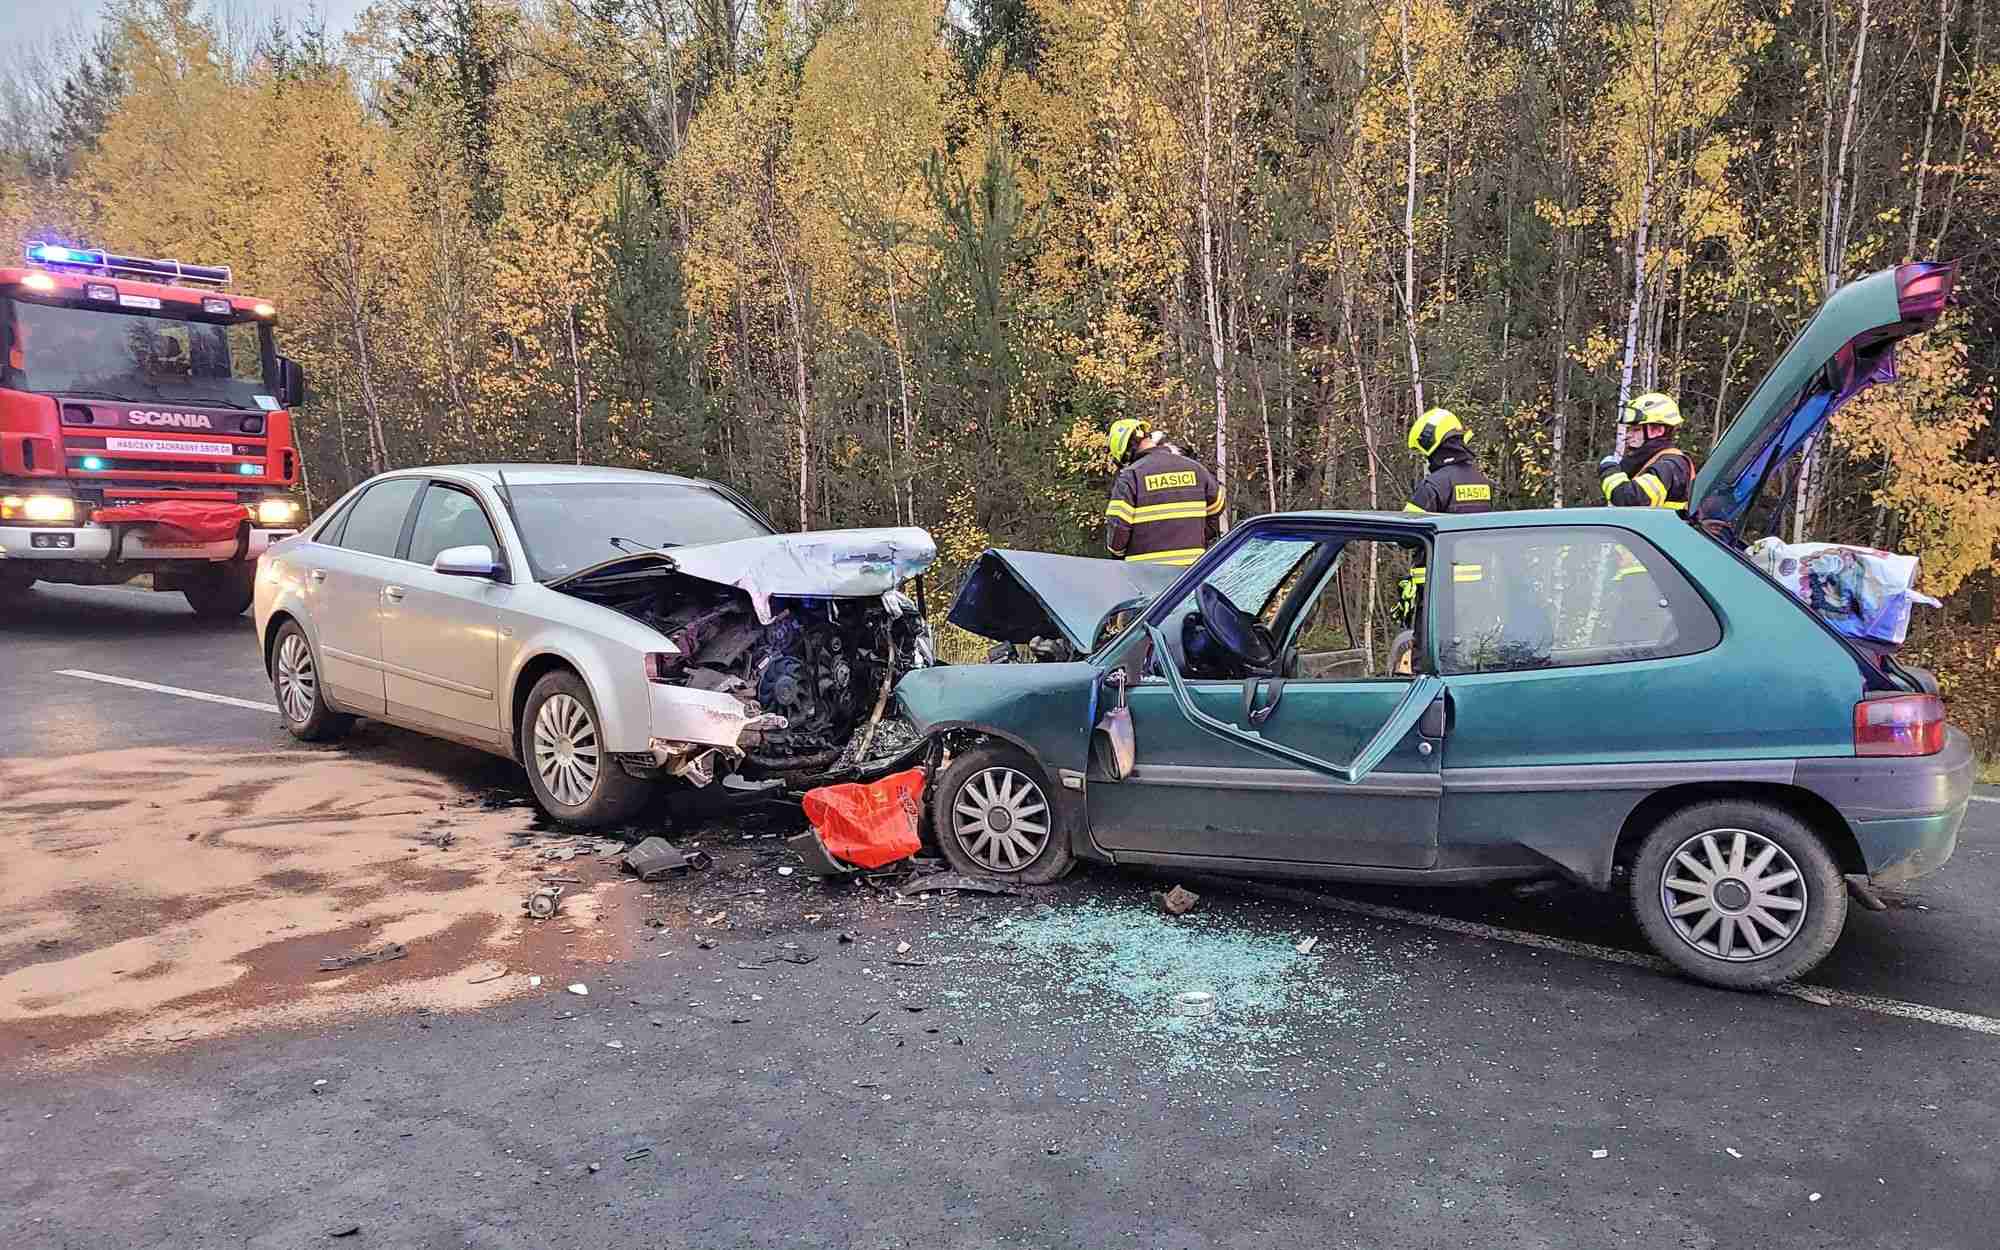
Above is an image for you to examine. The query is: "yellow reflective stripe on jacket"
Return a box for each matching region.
[1126,500,1212,523]
[1402,501,1427,514]
[1601,471,1630,503]
[1205,489,1227,517]
[1635,473,1669,508]
[1408,565,1428,586]
[1105,499,1136,522]
[1126,547,1206,565]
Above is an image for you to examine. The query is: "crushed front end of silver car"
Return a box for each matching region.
[550,528,938,789]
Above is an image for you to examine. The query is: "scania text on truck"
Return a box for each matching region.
[0,242,308,617]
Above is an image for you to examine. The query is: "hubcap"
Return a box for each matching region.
[532,694,600,809]
[274,633,317,725]
[1660,828,1808,963]
[951,766,1050,874]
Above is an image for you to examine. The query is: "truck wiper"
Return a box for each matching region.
[607,537,647,553]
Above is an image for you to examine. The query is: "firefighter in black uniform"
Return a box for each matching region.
[1394,408,1495,673]
[1103,418,1225,567]
[1598,391,1695,511]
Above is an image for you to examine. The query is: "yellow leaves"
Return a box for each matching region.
[1569,328,1622,370]
[1834,320,2000,597]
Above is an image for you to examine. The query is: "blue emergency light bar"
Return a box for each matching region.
[24,241,233,288]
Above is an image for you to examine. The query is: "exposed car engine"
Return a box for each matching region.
[560,566,933,781]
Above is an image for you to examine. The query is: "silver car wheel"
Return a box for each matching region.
[951,766,1050,873]
[1660,827,1808,963]
[533,693,600,808]
[274,632,317,725]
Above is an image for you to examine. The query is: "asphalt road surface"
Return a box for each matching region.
[4,583,1999,1249]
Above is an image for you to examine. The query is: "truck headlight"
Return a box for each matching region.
[0,494,78,523]
[256,498,301,527]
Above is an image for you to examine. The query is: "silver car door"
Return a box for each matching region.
[379,481,504,742]
[310,476,424,717]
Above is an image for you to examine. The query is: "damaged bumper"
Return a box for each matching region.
[1798,726,1975,886]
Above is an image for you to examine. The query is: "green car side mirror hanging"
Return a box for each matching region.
[1095,666,1135,780]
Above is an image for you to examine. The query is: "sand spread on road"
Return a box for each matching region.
[0,747,631,1066]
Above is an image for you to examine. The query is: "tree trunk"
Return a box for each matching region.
[566,301,586,465]
[1398,0,1424,414]
[1198,0,1231,525]
[781,265,812,529]
[1907,0,1956,258]
[886,276,915,527]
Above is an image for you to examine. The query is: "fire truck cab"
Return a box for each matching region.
[0,242,308,617]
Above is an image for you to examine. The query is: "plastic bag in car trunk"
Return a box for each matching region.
[1748,538,1940,645]
[799,767,927,869]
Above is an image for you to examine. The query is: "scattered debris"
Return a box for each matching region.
[1725,1148,1742,1159]
[567,983,589,996]
[524,885,565,920]
[1152,885,1200,916]
[777,866,795,877]
[318,943,408,972]
[606,1041,624,1049]
[1295,937,1319,956]
[889,959,931,968]
[34,937,60,951]
[800,768,927,870]
[328,1223,361,1238]
[467,966,509,984]
[529,976,542,988]
[1172,990,1217,1018]
[787,829,857,877]
[1591,1149,1609,1159]
[896,942,911,955]
[588,1163,601,1174]
[896,873,1017,897]
[623,836,707,881]
[838,932,857,944]
[1809,1193,1822,1203]
[624,1148,653,1162]
[759,950,818,966]
[432,831,455,850]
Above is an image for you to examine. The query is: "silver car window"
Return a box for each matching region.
[408,484,500,568]
[336,477,424,559]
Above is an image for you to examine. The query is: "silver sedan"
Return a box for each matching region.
[254,464,938,827]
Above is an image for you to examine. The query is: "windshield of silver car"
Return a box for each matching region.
[509,482,773,581]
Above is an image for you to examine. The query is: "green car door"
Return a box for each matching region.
[1086,521,1445,869]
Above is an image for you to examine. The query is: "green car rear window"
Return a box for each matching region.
[1434,526,1720,674]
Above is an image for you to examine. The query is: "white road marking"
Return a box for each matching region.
[1221,878,2000,1039]
[57,669,278,715]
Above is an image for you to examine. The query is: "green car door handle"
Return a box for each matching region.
[1145,623,1443,783]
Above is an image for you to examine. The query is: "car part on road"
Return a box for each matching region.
[929,744,1072,885]
[622,836,706,881]
[1630,800,1848,990]
[524,884,564,919]
[269,620,352,742]
[318,942,408,971]
[1172,990,1217,1017]
[1153,885,1200,915]
[522,669,650,827]
[1844,873,1890,911]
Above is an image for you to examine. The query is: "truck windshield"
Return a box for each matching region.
[508,482,774,581]
[3,298,278,409]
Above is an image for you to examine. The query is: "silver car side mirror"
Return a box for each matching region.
[433,544,502,579]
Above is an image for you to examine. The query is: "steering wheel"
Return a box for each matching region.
[1196,583,1277,672]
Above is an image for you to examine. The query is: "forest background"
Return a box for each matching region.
[1,0,1995,747]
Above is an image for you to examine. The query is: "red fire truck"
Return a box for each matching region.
[0,242,308,617]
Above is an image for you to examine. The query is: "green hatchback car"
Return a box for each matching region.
[895,261,1974,990]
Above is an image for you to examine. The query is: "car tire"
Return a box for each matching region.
[929,743,1074,885]
[1388,630,1414,676]
[1630,799,1847,991]
[182,563,256,618]
[270,620,353,742]
[520,669,650,829]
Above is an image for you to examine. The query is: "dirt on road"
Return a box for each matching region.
[0,748,635,1066]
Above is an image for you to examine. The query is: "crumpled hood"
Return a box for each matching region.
[947,548,1182,651]
[549,526,937,623]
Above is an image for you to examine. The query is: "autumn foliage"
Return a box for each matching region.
[0,0,1995,631]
